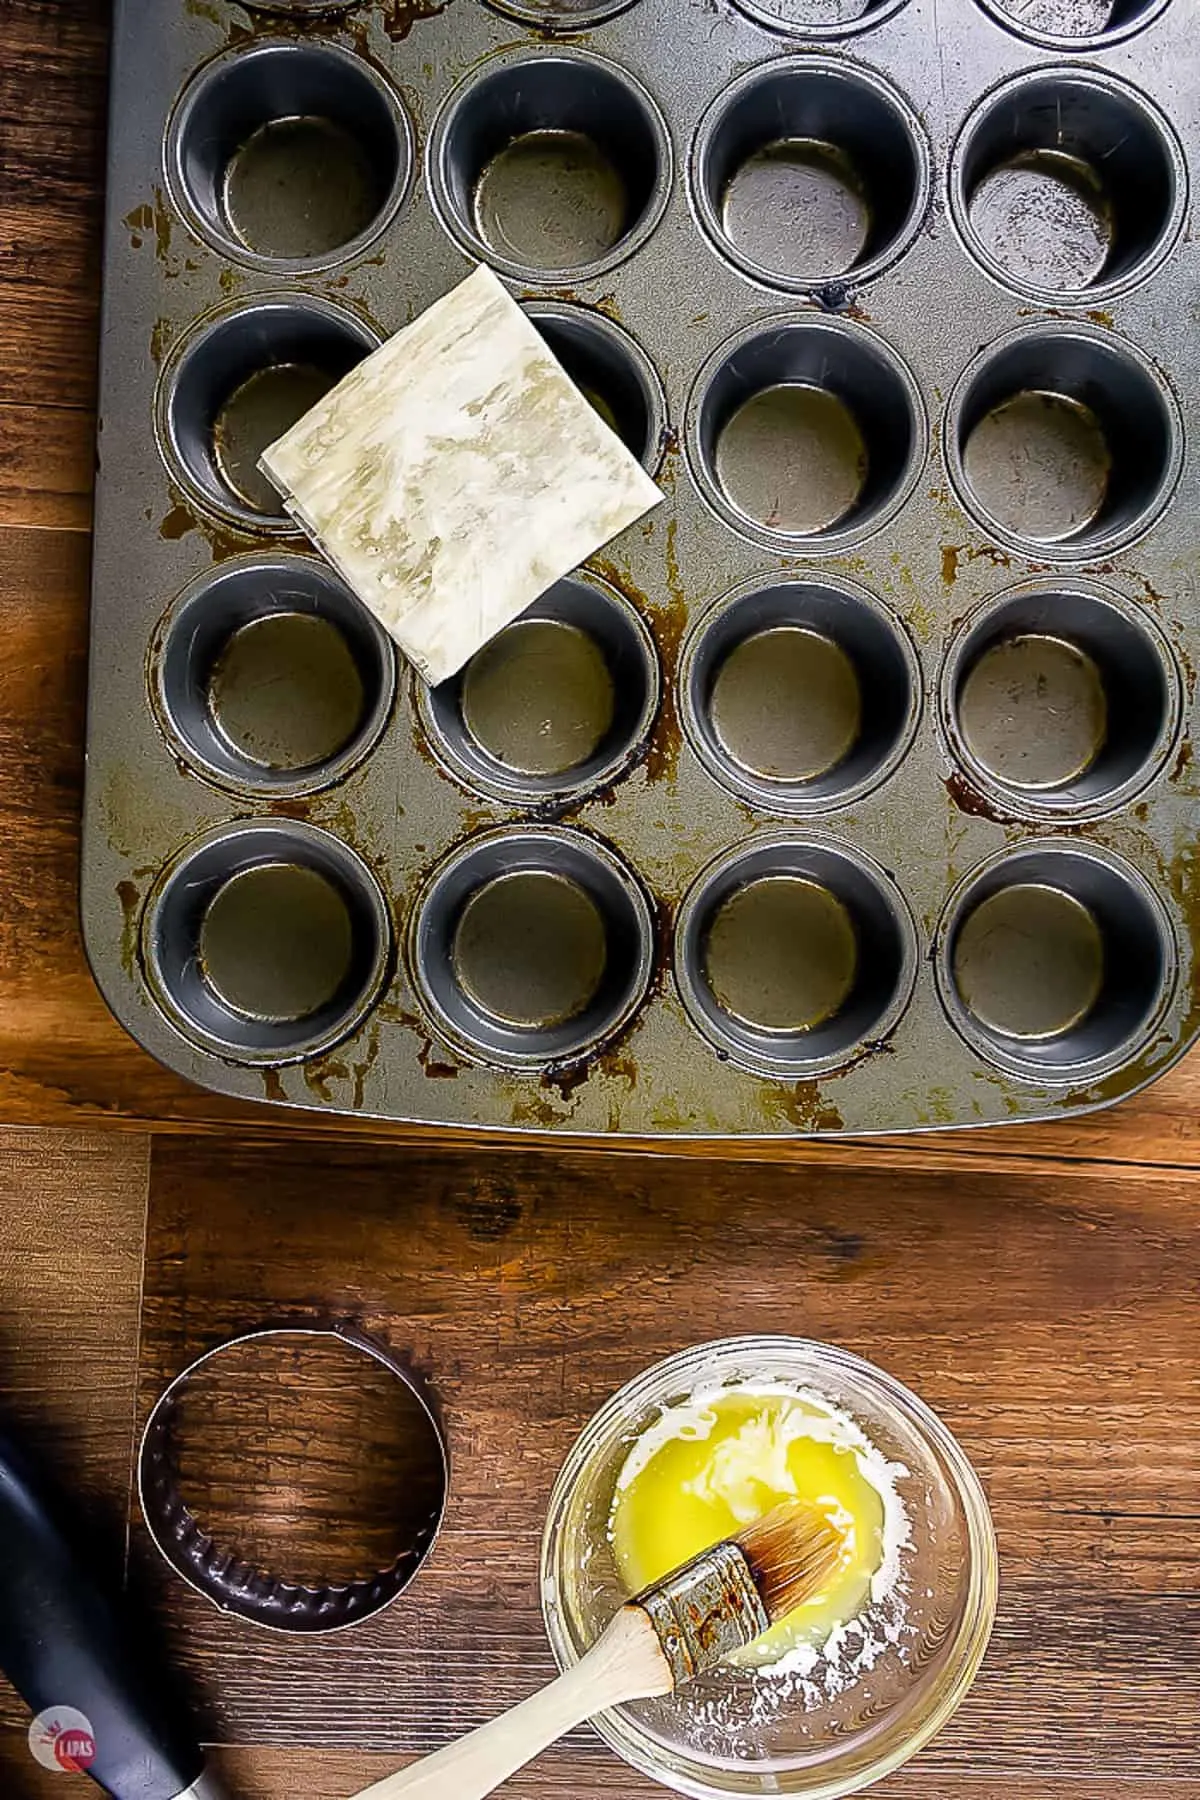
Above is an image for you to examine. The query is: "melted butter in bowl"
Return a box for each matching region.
[608,1383,905,1669]
[541,1338,997,1797]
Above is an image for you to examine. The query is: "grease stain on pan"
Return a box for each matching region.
[759,1079,845,1133]
[261,1067,287,1104]
[589,552,688,789]
[380,0,449,41]
[941,543,1014,586]
[302,1056,351,1104]
[116,879,142,982]
[124,191,173,260]
[157,496,258,564]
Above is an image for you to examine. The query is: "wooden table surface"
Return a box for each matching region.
[0,3,1198,1797]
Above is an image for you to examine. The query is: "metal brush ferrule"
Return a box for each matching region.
[634,1541,771,1686]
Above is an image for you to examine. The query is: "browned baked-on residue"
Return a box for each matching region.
[261,1067,287,1103]
[302,1057,350,1105]
[150,318,173,366]
[943,770,1005,822]
[761,1078,844,1133]
[418,1038,460,1079]
[350,1023,382,1110]
[380,0,449,42]
[116,879,141,980]
[124,203,153,250]
[596,1047,638,1091]
[650,520,690,787]
[590,554,684,788]
[159,504,196,541]
[159,498,254,565]
[153,188,172,260]
[1172,737,1194,784]
[509,1088,564,1129]
[541,1058,590,1102]
[376,994,423,1031]
[1164,838,1200,1046]
[941,543,1012,586]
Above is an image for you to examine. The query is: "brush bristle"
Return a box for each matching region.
[736,1500,844,1625]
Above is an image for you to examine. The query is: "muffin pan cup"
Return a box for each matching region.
[426,47,673,284]
[141,820,392,1065]
[679,573,921,814]
[973,0,1174,54]
[151,551,397,797]
[686,314,927,553]
[154,294,382,533]
[948,67,1186,305]
[936,841,1176,1082]
[524,302,667,473]
[690,56,932,294]
[418,570,661,808]
[85,0,1200,1138]
[165,38,413,273]
[675,835,919,1079]
[944,321,1182,560]
[408,827,655,1071]
[939,578,1181,822]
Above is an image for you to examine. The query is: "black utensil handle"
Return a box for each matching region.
[0,1429,206,1800]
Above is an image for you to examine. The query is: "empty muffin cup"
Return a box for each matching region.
[486,0,638,25]
[242,0,357,10]
[675,836,917,1078]
[971,0,1172,51]
[729,0,913,38]
[420,572,660,806]
[692,58,930,292]
[426,48,672,281]
[525,303,667,472]
[155,296,381,532]
[151,552,396,797]
[680,574,919,814]
[410,827,654,1070]
[687,316,925,552]
[937,842,1174,1081]
[945,323,1180,558]
[165,39,412,271]
[941,580,1180,820]
[143,820,391,1063]
[949,69,1185,302]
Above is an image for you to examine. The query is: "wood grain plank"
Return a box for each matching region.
[206,1743,1200,1800]
[0,1126,149,1773]
[135,1137,1200,1781]
[0,0,109,415]
[0,403,94,531]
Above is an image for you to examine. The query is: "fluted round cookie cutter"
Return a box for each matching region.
[138,1323,448,1634]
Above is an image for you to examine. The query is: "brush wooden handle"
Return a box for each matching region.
[348,1607,673,1800]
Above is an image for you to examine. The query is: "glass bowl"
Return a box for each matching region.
[540,1336,997,1799]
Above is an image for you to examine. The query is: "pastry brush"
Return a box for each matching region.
[351,1498,843,1800]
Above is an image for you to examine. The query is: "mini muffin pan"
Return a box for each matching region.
[85,0,1200,1138]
